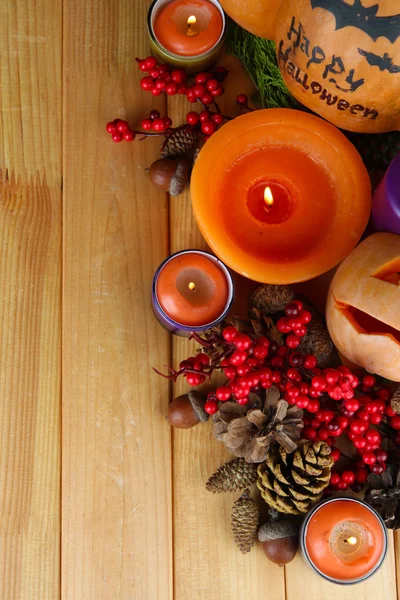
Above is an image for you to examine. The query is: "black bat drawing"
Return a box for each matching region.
[358,48,400,73]
[310,0,400,43]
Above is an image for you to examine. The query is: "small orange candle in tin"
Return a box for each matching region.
[191,109,371,284]
[300,497,388,584]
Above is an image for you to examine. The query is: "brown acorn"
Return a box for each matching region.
[258,510,299,566]
[168,391,208,429]
[149,158,189,196]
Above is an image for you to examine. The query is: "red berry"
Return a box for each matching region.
[163,117,173,129]
[277,317,291,333]
[325,370,339,385]
[171,69,186,83]
[106,121,117,134]
[211,86,224,97]
[371,463,386,475]
[115,120,129,133]
[296,395,309,409]
[237,397,249,405]
[303,354,317,369]
[148,68,160,79]
[377,387,392,401]
[157,64,169,74]
[330,473,341,485]
[195,72,211,84]
[193,84,206,98]
[355,467,368,483]
[271,356,284,368]
[292,300,303,311]
[204,399,218,414]
[331,449,341,462]
[342,470,356,485]
[206,78,220,91]
[199,110,211,123]
[196,353,209,366]
[223,366,236,379]
[201,120,216,135]
[155,79,166,90]
[370,414,382,425]
[165,82,178,95]
[223,325,237,342]
[286,334,301,349]
[211,112,224,125]
[216,386,231,402]
[285,302,300,318]
[317,427,329,441]
[142,57,156,71]
[302,426,317,440]
[138,60,148,71]
[286,385,300,399]
[352,435,367,450]
[366,429,381,445]
[344,399,360,412]
[236,364,251,376]
[309,388,321,398]
[293,325,307,337]
[186,87,197,102]
[234,334,252,351]
[201,92,214,105]
[362,374,376,388]
[271,370,282,383]
[376,449,388,463]
[286,368,301,382]
[151,87,162,96]
[177,83,187,94]
[123,130,135,141]
[312,375,327,391]
[152,118,166,132]
[149,109,161,120]
[307,400,321,413]
[112,132,123,142]
[337,416,350,429]
[230,350,247,366]
[300,382,310,395]
[337,481,348,491]
[141,76,154,91]
[362,451,376,465]
[299,309,312,324]
[186,111,199,125]
[141,118,153,130]
[357,409,370,422]
[350,419,367,435]
[236,94,248,106]
[390,415,400,430]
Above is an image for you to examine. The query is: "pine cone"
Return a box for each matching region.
[206,458,258,493]
[251,284,295,315]
[298,297,333,365]
[231,489,259,553]
[213,387,304,463]
[161,126,198,158]
[257,441,333,515]
[365,465,400,530]
[249,307,283,345]
[391,388,400,415]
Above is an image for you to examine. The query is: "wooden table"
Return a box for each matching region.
[0,1,399,598]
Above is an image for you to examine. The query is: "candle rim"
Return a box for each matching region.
[300,496,388,585]
[153,249,234,330]
[148,0,226,59]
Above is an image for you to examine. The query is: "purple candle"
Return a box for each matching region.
[152,249,234,335]
[372,152,400,235]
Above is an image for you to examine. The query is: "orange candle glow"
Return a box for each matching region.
[301,498,387,584]
[154,251,232,329]
[191,109,371,284]
[153,0,223,57]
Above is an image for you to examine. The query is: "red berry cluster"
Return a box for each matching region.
[138,57,188,97]
[177,353,210,387]
[185,68,227,105]
[106,119,136,143]
[186,108,225,138]
[141,109,172,133]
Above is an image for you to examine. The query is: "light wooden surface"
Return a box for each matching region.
[0,1,399,599]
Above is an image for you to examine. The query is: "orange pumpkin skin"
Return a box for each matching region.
[219,0,281,40]
[275,0,400,133]
[326,233,400,381]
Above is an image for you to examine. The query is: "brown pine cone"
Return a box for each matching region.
[298,297,333,365]
[257,441,333,515]
[231,490,259,554]
[251,284,295,315]
[249,307,284,345]
[206,458,258,493]
[161,126,198,159]
[391,388,400,415]
[365,465,400,530]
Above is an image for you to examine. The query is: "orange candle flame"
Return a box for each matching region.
[188,281,196,291]
[187,15,197,25]
[264,186,274,207]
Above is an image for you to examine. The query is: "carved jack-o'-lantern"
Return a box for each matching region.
[275,0,400,133]
[219,0,281,40]
[326,233,400,381]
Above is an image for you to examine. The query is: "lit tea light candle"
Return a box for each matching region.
[147,0,226,72]
[152,250,234,335]
[191,109,371,284]
[372,152,400,235]
[300,497,388,585]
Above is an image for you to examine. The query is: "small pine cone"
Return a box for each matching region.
[206,458,258,493]
[299,297,333,364]
[391,388,400,415]
[249,307,284,346]
[161,126,198,159]
[231,490,259,554]
[251,284,295,315]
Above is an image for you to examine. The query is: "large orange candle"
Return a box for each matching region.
[300,498,388,584]
[152,250,233,334]
[153,0,223,56]
[191,109,371,284]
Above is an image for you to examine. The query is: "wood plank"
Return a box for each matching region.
[169,55,286,600]
[62,2,172,598]
[0,1,62,598]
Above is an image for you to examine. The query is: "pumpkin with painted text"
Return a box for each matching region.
[326,233,400,381]
[275,0,400,132]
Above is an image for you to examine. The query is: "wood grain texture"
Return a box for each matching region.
[169,56,285,600]
[0,1,61,598]
[62,2,172,599]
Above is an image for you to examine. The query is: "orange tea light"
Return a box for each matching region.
[300,498,388,585]
[191,109,371,284]
[153,0,223,56]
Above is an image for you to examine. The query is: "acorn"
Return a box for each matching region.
[167,391,209,429]
[149,158,190,196]
[258,510,299,566]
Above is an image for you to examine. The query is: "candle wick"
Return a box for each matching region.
[188,282,196,291]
